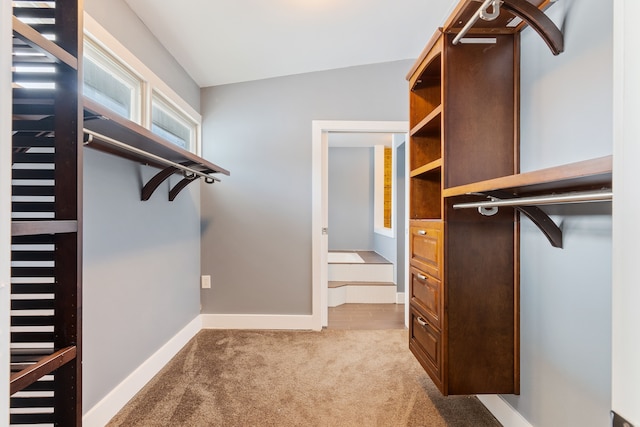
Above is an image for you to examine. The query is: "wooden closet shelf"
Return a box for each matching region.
[443,155,612,198]
[83,97,230,201]
[11,220,78,237]
[411,159,442,178]
[12,16,77,69]
[410,105,442,136]
[10,346,77,395]
[84,98,228,175]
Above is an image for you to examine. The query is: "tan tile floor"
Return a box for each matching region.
[327,303,406,330]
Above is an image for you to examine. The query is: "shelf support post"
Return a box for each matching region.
[502,0,564,55]
[481,190,563,248]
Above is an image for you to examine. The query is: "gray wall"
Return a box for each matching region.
[328,147,374,251]
[502,1,612,426]
[84,0,200,111]
[200,60,411,315]
[82,0,202,413]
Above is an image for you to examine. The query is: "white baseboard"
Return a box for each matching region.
[201,314,320,331]
[477,395,533,427]
[396,292,405,304]
[82,316,202,427]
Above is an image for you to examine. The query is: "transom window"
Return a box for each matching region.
[83,39,142,123]
[83,14,202,155]
[151,93,196,152]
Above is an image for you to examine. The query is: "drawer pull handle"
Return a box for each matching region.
[417,230,427,235]
[417,317,429,327]
[417,273,427,281]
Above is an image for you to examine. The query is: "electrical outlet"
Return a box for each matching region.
[201,275,211,289]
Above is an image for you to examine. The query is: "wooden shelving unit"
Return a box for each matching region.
[10,1,83,424]
[406,0,612,397]
[407,27,520,396]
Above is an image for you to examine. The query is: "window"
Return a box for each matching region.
[151,92,197,152]
[83,39,142,123]
[83,13,202,154]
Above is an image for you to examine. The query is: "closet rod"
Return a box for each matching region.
[453,190,613,209]
[452,0,500,45]
[83,129,220,183]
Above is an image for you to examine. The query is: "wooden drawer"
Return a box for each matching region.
[409,306,443,391]
[410,222,442,279]
[410,266,442,330]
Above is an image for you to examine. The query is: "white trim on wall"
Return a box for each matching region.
[202,314,317,330]
[1,0,12,423]
[312,120,409,329]
[477,395,533,427]
[612,0,640,424]
[82,316,202,426]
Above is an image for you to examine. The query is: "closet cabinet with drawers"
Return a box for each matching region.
[407,27,520,395]
[406,0,613,397]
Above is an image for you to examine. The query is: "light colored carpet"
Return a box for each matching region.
[107,329,501,426]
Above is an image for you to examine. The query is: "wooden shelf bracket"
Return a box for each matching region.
[450,0,564,55]
[502,0,564,55]
[84,130,221,201]
[453,189,613,248]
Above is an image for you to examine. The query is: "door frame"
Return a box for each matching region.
[311,120,409,329]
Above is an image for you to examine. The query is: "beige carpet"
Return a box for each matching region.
[107,329,501,427]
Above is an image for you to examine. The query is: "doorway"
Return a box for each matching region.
[311,120,409,329]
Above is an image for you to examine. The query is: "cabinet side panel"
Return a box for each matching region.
[443,34,516,188]
[445,198,517,394]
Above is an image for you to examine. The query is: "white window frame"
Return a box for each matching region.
[83,13,202,155]
[83,37,143,124]
[151,90,198,153]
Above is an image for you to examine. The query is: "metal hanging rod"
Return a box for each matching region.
[83,128,220,183]
[452,0,502,45]
[453,190,613,210]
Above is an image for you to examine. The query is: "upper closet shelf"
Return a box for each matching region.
[83,98,230,201]
[445,156,612,248]
[444,0,563,55]
[443,156,612,198]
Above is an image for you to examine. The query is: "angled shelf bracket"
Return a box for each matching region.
[481,190,563,248]
[141,162,218,201]
[453,189,613,248]
[502,0,564,55]
[447,0,564,56]
[169,170,217,201]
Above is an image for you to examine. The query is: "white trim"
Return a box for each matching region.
[396,292,405,305]
[1,0,12,423]
[612,0,640,423]
[477,395,533,427]
[403,134,411,328]
[82,316,202,427]
[312,120,409,329]
[202,314,319,331]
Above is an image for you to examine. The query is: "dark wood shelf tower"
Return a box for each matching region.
[407,28,520,396]
[11,1,83,424]
[407,0,611,396]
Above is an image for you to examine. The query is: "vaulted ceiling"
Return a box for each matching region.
[123,0,453,87]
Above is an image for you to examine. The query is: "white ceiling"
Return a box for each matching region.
[123,0,454,87]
